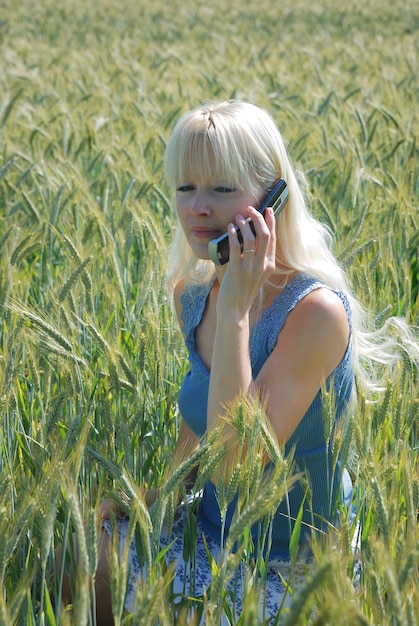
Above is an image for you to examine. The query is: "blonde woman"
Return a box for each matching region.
[99,100,360,624]
[78,101,417,624]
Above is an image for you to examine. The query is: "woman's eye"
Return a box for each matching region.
[215,186,235,193]
[177,184,194,192]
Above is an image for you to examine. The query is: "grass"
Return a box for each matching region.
[0,0,418,623]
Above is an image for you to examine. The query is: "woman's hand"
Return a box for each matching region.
[100,498,127,520]
[143,487,160,508]
[218,205,276,317]
[207,205,276,432]
[100,489,161,520]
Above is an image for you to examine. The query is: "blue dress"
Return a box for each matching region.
[104,272,356,619]
[178,272,354,558]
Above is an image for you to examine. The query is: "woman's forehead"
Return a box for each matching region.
[179,142,239,184]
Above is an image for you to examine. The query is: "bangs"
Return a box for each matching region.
[165,111,258,191]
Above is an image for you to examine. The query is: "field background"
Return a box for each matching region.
[0,0,418,624]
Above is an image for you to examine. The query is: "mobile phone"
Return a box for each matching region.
[208,178,288,266]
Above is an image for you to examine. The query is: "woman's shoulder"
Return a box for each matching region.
[272,273,351,320]
[173,279,186,318]
[257,273,352,357]
[287,286,350,346]
[278,279,351,375]
[260,283,351,395]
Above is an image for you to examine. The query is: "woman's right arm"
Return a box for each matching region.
[172,419,200,489]
[172,278,200,479]
[101,282,198,519]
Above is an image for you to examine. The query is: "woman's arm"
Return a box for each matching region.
[100,420,200,520]
[255,287,349,443]
[102,284,200,520]
[172,280,201,483]
[207,206,350,447]
[206,205,276,433]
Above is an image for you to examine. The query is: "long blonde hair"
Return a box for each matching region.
[164,100,418,394]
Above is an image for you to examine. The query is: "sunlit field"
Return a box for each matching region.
[0,0,418,624]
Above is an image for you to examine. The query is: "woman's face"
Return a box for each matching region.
[175,167,264,261]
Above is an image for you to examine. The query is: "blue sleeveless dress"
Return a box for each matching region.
[178,272,354,558]
[104,272,356,618]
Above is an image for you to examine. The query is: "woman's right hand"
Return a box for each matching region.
[100,488,160,520]
[100,498,127,520]
[143,487,160,508]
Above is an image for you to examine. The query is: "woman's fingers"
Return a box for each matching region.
[219,206,276,313]
[100,489,160,520]
[100,498,126,519]
[229,207,274,262]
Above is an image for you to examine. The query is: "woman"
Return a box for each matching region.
[95,100,416,623]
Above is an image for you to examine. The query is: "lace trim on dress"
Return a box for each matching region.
[250,273,352,376]
[180,280,214,370]
[180,273,352,380]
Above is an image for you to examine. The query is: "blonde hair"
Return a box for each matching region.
[165,101,345,287]
[164,100,419,394]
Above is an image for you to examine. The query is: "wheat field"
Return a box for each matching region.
[0,0,418,624]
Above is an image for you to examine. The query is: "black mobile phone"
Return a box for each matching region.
[208,178,288,266]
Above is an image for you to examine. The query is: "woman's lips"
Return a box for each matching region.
[190,227,223,239]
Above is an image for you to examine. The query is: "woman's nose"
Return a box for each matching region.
[190,190,211,215]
